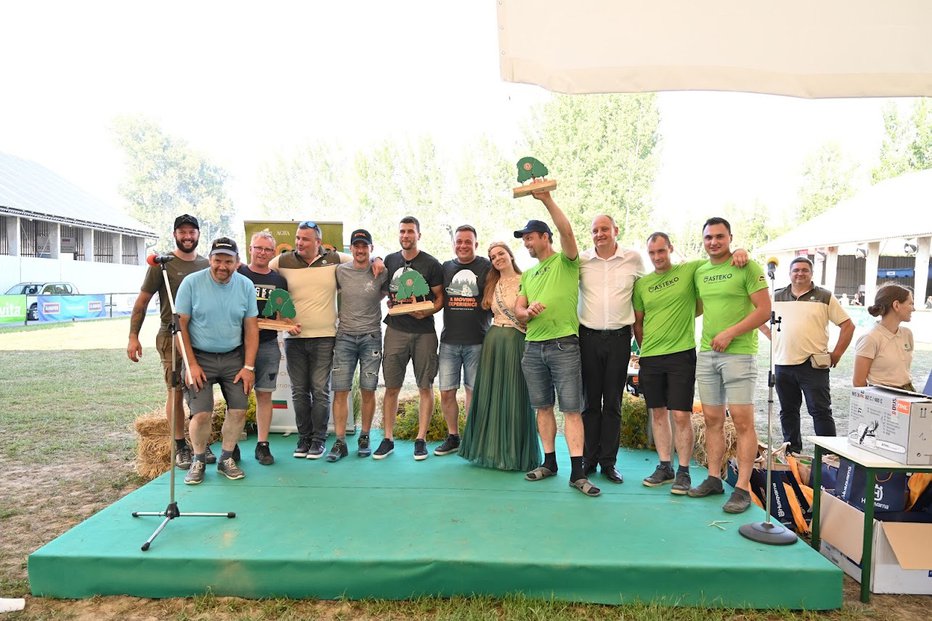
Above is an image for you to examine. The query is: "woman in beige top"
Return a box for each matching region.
[459,242,541,470]
[853,282,915,391]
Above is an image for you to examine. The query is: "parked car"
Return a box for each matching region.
[3,281,79,320]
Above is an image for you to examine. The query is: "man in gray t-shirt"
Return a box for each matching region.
[331,229,389,460]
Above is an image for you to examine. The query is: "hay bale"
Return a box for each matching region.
[133,411,192,480]
[690,411,738,473]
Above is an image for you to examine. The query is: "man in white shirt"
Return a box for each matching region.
[578,214,645,484]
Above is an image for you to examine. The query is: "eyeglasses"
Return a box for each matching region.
[298,220,321,233]
[250,246,275,254]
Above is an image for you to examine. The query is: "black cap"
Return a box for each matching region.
[350,228,373,246]
[174,214,199,230]
[209,237,238,257]
[513,219,553,238]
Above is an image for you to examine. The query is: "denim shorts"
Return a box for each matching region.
[254,338,282,393]
[521,336,583,413]
[438,342,482,391]
[695,351,757,406]
[332,331,383,392]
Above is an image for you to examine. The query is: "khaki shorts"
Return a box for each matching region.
[381,326,438,389]
[156,328,184,388]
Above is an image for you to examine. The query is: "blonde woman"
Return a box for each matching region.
[853,282,915,391]
[459,242,541,470]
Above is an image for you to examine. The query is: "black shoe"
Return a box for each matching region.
[687,476,725,498]
[326,439,348,463]
[642,464,675,487]
[373,438,394,459]
[255,442,274,466]
[602,466,624,484]
[204,444,217,465]
[433,434,460,456]
[293,437,311,458]
[723,488,752,514]
[306,439,325,460]
[357,433,372,458]
[414,439,428,461]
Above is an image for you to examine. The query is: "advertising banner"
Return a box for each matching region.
[37,295,108,322]
[0,295,27,324]
[243,220,344,264]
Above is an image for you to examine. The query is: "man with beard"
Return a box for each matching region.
[127,214,211,469]
[176,237,259,485]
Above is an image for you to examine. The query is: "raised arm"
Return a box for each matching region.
[532,190,577,260]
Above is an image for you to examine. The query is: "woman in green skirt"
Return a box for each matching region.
[459,242,541,471]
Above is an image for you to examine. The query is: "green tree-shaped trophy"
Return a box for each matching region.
[512,156,558,198]
[257,289,299,331]
[388,268,434,316]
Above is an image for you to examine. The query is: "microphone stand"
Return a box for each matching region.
[739,266,797,545]
[132,262,235,551]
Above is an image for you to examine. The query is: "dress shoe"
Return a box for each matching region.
[603,466,624,484]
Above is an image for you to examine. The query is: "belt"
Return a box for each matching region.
[534,335,579,345]
[193,345,242,356]
[580,324,631,335]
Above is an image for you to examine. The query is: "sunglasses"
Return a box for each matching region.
[298,220,321,233]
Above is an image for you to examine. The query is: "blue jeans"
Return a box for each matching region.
[284,337,335,442]
[521,336,583,412]
[438,342,483,391]
[332,332,382,392]
[775,362,835,453]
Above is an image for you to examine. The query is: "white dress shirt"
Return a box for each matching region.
[578,244,645,329]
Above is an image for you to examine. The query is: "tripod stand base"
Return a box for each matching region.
[739,520,798,545]
[132,501,236,551]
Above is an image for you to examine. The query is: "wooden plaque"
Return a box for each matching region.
[513,178,557,199]
[257,318,297,331]
[387,300,435,316]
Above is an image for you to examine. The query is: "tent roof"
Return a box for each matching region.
[498,1,932,98]
[758,169,932,254]
[0,151,155,238]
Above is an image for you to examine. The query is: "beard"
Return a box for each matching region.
[175,237,198,253]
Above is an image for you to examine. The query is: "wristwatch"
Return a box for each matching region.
[243,365,255,371]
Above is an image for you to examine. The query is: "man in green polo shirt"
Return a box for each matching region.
[689,217,770,514]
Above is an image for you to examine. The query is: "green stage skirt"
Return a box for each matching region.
[459,325,541,471]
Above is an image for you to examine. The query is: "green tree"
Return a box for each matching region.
[521,93,661,246]
[257,142,351,221]
[448,136,514,243]
[112,116,234,251]
[872,98,932,183]
[796,142,859,221]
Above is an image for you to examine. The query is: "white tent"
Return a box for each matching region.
[498,0,932,98]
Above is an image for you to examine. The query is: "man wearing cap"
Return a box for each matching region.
[374,216,444,461]
[237,230,299,466]
[515,191,598,497]
[127,214,211,469]
[270,221,384,461]
[434,224,492,457]
[330,228,388,461]
[175,237,259,485]
[578,214,645,484]
[760,256,854,453]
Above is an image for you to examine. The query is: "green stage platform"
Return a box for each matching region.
[29,436,841,608]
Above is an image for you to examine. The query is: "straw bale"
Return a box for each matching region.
[134,411,190,480]
[690,411,738,473]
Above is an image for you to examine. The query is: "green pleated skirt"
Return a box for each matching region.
[459,325,542,471]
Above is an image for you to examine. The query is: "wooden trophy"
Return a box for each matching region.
[512,156,557,198]
[257,289,298,331]
[387,268,435,316]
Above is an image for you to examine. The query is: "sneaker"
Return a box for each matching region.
[326,439,348,463]
[293,437,311,458]
[671,471,691,495]
[723,488,752,514]
[175,443,193,470]
[255,442,274,466]
[204,444,217,465]
[357,434,372,458]
[642,464,675,487]
[184,460,205,485]
[306,440,326,460]
[414,439,428,461]
[373,438,394,459]
[232,443,241,463]
[687,476,725,498]
[218,457,245,480]
[433,434,460,456]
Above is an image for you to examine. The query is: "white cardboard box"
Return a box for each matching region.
[848,387,932,465]
[818,490,932,594]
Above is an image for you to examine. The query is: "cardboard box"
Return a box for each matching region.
[848,387,932,465]
[819,490,932,594]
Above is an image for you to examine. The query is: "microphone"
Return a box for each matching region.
[766,256,778,280]
[147,253,175,267]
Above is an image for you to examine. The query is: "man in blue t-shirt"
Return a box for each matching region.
[176,237,259,485]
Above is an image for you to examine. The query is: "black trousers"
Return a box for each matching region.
[579,325,631,469]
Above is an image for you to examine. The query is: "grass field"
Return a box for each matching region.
[1,317,930,620]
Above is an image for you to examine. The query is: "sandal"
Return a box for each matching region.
[525,466,556,481]
[569,477,601,497]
